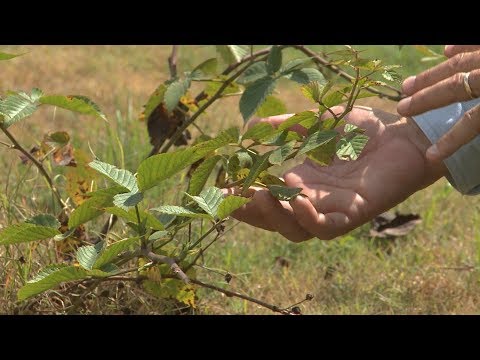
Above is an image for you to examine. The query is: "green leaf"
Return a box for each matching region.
[344,124,365,134]
[0,223,60,246]
[187,155,222,196]
[239,76,277,122]
[242,122,276,142]
[306,138,337,166]
[285,68,325,85]
[261,129,301,146]
[241,151,272,196]
[255,96,287,118]
[216,45,248,64]
[298,130,338,155]
[267,185,303,201]
[382,69,402,83]
[67,186,123,228]
[217,196,250,220]
[227,150,253,179]
[93,237,140,269]
[141,84,166,121]
[104,207,164,230]
[280,58,313,74]
[76,245,99,270]
[267,45,282,74]
[45,131,70,145]
[17,265,109,301]
[320,91,345,111]
[237,62,268,85]
[336,134,369,161]
[278,111,317,131]
[0,93,37,128]
[184,186,224,218]
[25,214,60,229]
[301,81,324,103]
[89,160,138,193]
[138,130,238,192]
[113,192,144,211]
[163,77,191,113]
[205,78,240,96]
[0,51,24,61]
[151,205,212,219]
[191,58,218,80]
[39,95,106,121]
[269,141,296,165]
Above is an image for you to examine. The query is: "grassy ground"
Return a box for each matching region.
[2,45,480,315]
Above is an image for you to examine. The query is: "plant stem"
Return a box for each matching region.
[0,125,66,210]
[168,45,179,79]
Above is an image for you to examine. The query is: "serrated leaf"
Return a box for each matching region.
[25,214,60,229]
[151,205,212,219]
[241,151,272,196]
[187,155,222,196]
[104,207,164,230]
[45,131,70,145]
[237,62,268,85]
[258,172,286,186]
[269,141,296,165]
[261,129,301,146]
[39,95,106,121]
[0,223,60,245]
[278,111,317,131]
[382,69,402,83]
[76,245,99,270]
[267,45,282,74]
[138,131,237,192]
[17,265,109,301]
[184,186,224,218]
[141,84,166,121]
[67,186,123,228]
[216,45,248,64]
[267,185,303,201]
[89,160,138,193]
[0,51,24,61]
[227,150,253,179]
[298,130,338,155]
[239,76,277,122]
[336,134,369,161]
[217,196,251,219]
[344,124,365,134]
[280,58,313,74]
[255,96,287,118]
[285,68,325,85]
[306,138,336,166]
[191,58,218,80]
[319,91,346,112]
[242,122,276,142]
[301,81,324,103]
[113,192,144,211]
[0,93,37,128]
[93,237,140,269]
[163,77,191,113]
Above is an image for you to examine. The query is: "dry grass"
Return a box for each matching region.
[1,45,480,315]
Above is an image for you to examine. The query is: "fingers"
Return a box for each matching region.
[223,187,314,242]
[401,50,480,96]
[247,114,294,130]
[445,45,480,58]
[397,69,480,117]
[289,196,351,240]
[426,104,480,162]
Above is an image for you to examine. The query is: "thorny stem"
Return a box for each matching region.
[0,125,67,210]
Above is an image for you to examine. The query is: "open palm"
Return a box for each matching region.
[226,106,447,242]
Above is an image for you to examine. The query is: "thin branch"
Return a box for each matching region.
[168,45,179,79]
[291,45,403,102]
[143,249,190,284]
[190,278,291,315]
[0,125,66,209]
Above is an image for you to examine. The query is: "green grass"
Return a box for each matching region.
[2,45,480,315]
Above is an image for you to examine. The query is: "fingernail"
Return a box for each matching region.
[397,96,411,115]
[444,45,454,56]
[426,144,440,160]
[402,76,416,95]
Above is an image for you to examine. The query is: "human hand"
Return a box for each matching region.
[224,106,448,242]
[397,45,480,162]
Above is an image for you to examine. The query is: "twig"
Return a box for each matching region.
[190,278,291,315]
[0,125,67,209]
[143,249,190,284]
[168,45,179,79]
[291,45,403,102]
